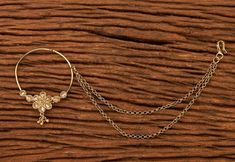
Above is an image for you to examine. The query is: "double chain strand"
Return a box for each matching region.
[72,41,227,139]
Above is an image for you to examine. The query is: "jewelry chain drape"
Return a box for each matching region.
[72,41,226,139]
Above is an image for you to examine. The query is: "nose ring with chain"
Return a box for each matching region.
[15,48,73,125]
[14,41,228,139]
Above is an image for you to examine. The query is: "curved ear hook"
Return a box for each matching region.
[217,40,227,54]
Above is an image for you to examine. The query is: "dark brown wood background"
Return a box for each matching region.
[0,0,234,161]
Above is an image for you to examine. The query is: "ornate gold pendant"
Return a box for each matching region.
[15,48,73,125]
[20,90,67,125]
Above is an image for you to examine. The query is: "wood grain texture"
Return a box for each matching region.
[0,0,235,161]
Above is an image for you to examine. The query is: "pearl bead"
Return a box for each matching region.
[26,95,33,102]
[52,96,60,103]
[60,91,67,99]
[19,90,27,97]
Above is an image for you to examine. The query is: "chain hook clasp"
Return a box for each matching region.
[217,40,227,55]
[213,40,227,64]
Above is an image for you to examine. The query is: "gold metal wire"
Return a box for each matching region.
[15,48,73,93]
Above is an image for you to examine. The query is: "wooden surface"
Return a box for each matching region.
[0,0,235,161]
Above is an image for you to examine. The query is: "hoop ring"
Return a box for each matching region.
[15,48,73,93]
[15,48,73,125]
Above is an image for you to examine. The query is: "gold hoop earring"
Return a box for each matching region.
[15,48,73,125]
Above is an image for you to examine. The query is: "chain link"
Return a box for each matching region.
[72,41,226,139]
[73,61,214,115]
[73,61,217,139]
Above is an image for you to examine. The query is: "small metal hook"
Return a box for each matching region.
[217,40,227,54]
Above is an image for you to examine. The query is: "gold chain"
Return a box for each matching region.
[72,41,227,139]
